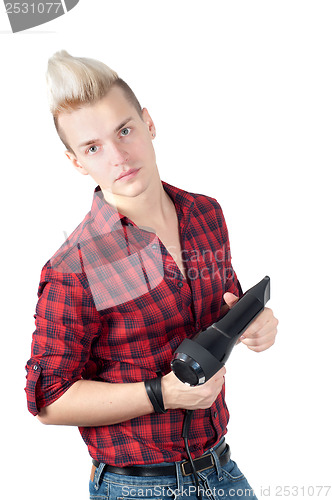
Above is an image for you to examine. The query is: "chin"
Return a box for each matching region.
[124,176,151,196]
[125,184,148,198]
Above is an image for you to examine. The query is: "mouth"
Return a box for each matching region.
[116,168,140,181]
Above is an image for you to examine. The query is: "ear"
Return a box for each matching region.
[141,108,156,139]
[65,151,89,176]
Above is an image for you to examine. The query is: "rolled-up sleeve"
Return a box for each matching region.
[25,261,102,416]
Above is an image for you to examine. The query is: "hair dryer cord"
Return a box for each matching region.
[182,410,202,499]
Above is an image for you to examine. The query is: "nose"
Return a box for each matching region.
[108,142,129,167]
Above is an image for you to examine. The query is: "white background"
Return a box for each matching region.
[1,1,331,499]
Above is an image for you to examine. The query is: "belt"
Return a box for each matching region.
[92,441,230,478]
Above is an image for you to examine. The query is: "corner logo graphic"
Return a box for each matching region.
[4,1,79,32]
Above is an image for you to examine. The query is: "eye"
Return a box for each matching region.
[87,145,99,155]
[120,127,131,137]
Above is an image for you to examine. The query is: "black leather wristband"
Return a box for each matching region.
[144,377,167,414]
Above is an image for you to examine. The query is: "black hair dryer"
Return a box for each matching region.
[171,276,270,386]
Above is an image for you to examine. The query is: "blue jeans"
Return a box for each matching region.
[89,440,258,500]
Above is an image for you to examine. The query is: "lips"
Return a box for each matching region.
[116,168,139,181]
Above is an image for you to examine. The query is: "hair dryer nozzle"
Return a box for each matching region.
[247,275,270,305]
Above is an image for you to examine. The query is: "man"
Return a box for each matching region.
[25,50,278,500]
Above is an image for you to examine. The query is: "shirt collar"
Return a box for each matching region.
[162,180,196,216]
[90,186,127,235]
[90,182,196,235]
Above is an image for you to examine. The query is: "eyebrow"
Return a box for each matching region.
[78,117,134,149]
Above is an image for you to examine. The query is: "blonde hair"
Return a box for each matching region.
[46,50,142,152]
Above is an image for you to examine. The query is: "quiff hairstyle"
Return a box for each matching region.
[46,50,143,153]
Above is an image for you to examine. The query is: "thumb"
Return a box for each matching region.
[223,292,239,309]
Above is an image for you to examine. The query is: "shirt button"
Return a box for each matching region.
[33,365,39,371]
[127,222,133,227]
[151,244,158,249]
[177,281,183,288]
[214,412,218,418]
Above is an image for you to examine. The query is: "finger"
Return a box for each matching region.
[240,329,276,347]
[241,323,276,342]
[241,309,270,337]
[240,320,278,348]
[244,338,276,353]
[223,292,239,309]
[241,309,278,339]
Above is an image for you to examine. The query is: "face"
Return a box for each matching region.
[58,86,157,202]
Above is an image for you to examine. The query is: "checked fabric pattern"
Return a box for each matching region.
[25,181,242,466]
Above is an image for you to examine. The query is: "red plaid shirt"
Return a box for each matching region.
[25,181,242,466]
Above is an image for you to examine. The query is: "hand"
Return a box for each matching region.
[223,292,279,352]
[161,367,226,411]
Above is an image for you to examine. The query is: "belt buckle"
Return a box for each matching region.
[181,452,214,476]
